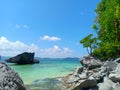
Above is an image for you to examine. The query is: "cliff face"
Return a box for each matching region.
[0,62,26,90]
[5,52,39,64]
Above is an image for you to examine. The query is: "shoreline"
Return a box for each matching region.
[55,55,120,90]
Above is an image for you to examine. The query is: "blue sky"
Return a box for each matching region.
[0,0,100,58]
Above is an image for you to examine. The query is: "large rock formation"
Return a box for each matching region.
[80,55,103,70]
[0,62,26,90]
[57,56,120,90]
[5,52,39,64]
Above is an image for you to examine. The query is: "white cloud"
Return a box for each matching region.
[15,24,21,29]
[40,45,73,58]
[0,36,39,56]
[23,24,29,29]
[40,35,61,41]
[0,36,73,58]
[15,24,29,29]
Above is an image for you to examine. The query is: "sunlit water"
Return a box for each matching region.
[1,58,82,90]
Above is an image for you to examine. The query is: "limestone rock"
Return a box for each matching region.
[73,67,83,75]
[0,62,26,90]
[72,76,97,89]
[109,64,120,82]
[104,61,118,71]
[99,77,120,90]
[80,55,103,70]
[5,52,39,64]
[114,57,120,63]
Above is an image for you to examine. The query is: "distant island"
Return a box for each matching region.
[5,52,39,64]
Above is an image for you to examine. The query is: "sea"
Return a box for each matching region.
[1,57,82,90]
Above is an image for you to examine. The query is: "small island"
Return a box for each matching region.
[5,52,39,64]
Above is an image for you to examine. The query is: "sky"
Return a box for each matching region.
[0,0,101,58]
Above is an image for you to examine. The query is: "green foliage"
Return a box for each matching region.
[80,0,120,60]
[93,43,120,60]
[92,24,99,34]
[95,0,120,43]
[93,0,120,60]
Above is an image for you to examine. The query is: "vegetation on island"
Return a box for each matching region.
[80,0,120,60]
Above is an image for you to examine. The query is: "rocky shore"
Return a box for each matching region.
[0,62,26,90]
[56,55,120,90]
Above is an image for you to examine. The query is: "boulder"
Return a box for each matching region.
[59,67,97,90]
[109,64,120,82]
[5,52,39,64]
[73,67,83,75]
[114,57,120,63]
[99,77,120,90]
[66,75,80,83]
[71,76,97,90]
[104,61,118,71]
[114,84,120,90]
[80,55,103,70]
[0,62,26,90]
[109,73,120,83]
[58,57,120,90]
[98,77,114,90]
[81,86,98,90]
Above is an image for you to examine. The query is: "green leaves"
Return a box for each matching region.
[92,0,120,60]
[80,0,120,60]
[80,34,97,55]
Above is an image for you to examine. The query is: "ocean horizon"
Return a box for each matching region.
[1,57,82,90]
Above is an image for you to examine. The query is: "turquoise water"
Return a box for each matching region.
[1,58,81,90]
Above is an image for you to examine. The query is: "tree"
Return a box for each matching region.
[93,0,120,60]
[80,0,120,60]
[80,34,97,56]
[95,0,120,44]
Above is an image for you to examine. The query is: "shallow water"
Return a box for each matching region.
[2,58,81,90]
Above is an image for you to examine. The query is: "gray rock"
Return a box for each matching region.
[114,57,120,63]
[99,77,120,90]
[80,55,103,70]
[109,73,120,83]
[114,84,120,90]
[104,61,118,71]
[80,86,98,90]
[59,57,120,90]
[109,64,120,82]
[5,52,39,64]
[66,74,80,83]
[71,76,97,90]
[98,77,114,90]
[73,67,83,75]
[115,64,120,73]
[0,62,26,90]
[78,73,87,79]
